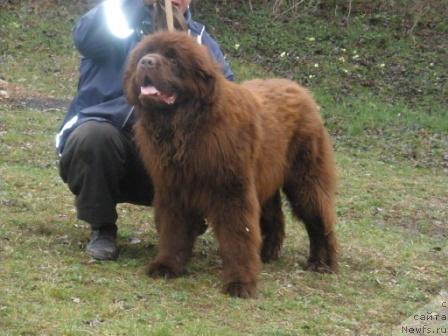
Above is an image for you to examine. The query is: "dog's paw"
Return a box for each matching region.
[147,261,181,279]
[305,259,336,274]
[261,239,281,263]
[222,281,257,299]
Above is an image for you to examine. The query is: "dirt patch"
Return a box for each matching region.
[10,97,70,111]
[0,79,69,111]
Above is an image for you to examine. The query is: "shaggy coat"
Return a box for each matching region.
[124,32,337,298]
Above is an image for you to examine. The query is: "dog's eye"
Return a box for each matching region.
[164,48,178,64]
[165,54,178,66]
[168,57,177,65]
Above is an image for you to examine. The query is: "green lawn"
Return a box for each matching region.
[0,1,447,335]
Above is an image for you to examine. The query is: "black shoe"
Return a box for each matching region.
[86,227,119,260]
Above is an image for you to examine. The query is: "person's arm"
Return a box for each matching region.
[201,31,235,81]
[73,0,148,60]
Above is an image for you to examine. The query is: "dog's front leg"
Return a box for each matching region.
[209,186,262,298]
[147,195,199,278]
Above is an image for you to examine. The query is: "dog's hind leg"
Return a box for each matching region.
[283,132,337,273]
[260,191,285,263]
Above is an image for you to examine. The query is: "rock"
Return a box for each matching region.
[0,79,8,89]
[0,89,9,99]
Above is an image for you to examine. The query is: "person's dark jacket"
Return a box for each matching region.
[55,0,234,154]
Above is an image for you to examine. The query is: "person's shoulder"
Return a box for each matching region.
[188,19,206,36]
[188,16,235,81]
[189,19,221,49]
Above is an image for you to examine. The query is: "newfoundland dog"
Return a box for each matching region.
[123,32,337,298]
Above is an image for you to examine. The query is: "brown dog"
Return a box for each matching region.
[123,31,337,298]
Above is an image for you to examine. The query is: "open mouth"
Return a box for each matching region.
[140,76,176,105]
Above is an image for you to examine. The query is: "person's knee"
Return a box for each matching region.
[72,121,120,148]
[66,122,125,161]
[59,121,127,180]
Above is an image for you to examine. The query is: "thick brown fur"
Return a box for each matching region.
[123,32,338,298]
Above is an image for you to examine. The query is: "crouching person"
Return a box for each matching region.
[56,0,233,260]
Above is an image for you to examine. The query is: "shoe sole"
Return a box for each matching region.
[86,249,119,261]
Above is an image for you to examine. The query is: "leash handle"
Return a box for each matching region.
[164,0,174,31]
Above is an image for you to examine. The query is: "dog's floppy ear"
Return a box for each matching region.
[122,45,143,106]
[195,64,215,82]
[193,45,219,83]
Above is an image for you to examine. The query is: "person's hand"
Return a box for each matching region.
[152,0,187,32]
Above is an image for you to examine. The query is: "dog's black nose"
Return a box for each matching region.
[139,55,157,68]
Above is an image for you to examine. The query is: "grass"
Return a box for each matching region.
[0,1,447,335]
[197,0,448,167]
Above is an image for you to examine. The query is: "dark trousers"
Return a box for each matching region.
[59,121,154,230]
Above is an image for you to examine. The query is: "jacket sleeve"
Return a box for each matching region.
[201,31,235,81]
[73,0,146,60]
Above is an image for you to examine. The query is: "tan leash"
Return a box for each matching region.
[164,0,174,32]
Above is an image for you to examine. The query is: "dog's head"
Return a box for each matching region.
[123,31,220,109]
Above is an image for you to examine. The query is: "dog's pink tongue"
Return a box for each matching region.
[141,86,159,95]
[140,86,176,105]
